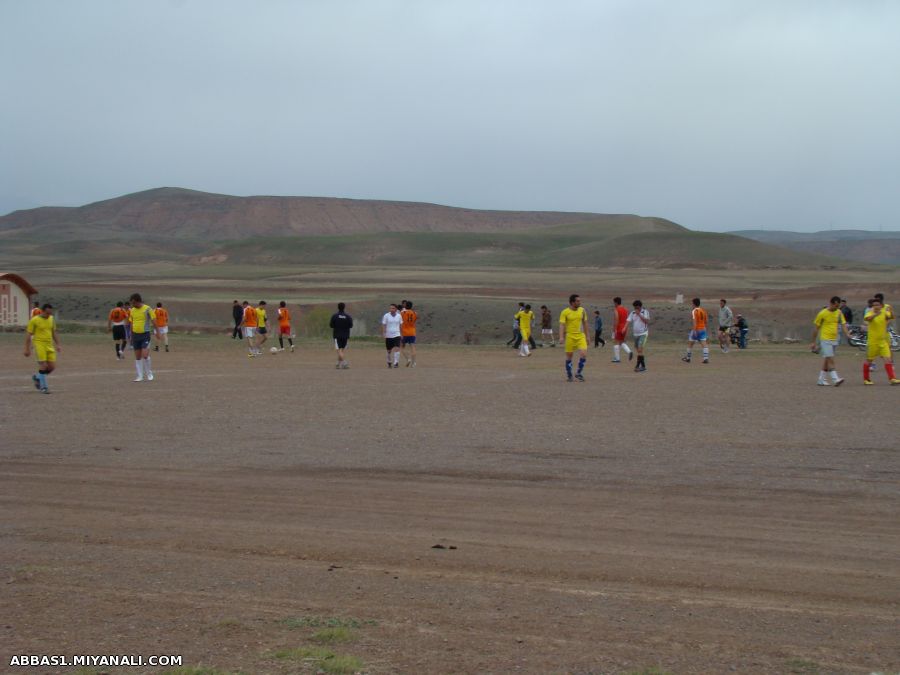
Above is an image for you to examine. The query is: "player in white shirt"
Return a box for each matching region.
[626,300,651,372]
[381,303,403,368]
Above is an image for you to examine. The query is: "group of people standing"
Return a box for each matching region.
[232,300,295,357]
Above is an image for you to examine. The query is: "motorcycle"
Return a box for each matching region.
[846,324,900,352]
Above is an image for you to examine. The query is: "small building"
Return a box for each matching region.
[0,272,38,327]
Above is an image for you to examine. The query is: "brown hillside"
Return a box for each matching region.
[0,187,680,239]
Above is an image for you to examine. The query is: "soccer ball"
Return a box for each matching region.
[270,346,278,354]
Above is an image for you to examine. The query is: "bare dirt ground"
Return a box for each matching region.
[2,335,898,674]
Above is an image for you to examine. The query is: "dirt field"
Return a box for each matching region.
[2,335,898,674]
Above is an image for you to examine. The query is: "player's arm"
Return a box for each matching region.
[864,309,878,322]
[809,319,820,348]
[559,319,566,343]
[23,328,32,357]
[52,325,61,351]
[381,318,386,338]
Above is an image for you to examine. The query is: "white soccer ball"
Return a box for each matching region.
[270,346,278,354]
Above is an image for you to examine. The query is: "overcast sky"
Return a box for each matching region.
[2,0,898,232]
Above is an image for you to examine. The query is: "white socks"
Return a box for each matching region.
[135,360,144,377]
[144,356,152,374]
[621,343,632,355]
[614,345,621,360]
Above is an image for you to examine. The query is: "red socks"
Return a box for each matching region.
[863,362,871,381]
[887,363,896,380]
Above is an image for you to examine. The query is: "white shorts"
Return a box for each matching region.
[243,327,256,338]
[157,326,169,335]
[541,328,553,335]
[819,339,838,358]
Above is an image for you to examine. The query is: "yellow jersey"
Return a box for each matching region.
[129,304,156,333]
[813,308,845,341]
[865,309,889,344]
[559,307,586,336]
[515,310,534,331]
[256,307,267,328]
[26,315,55,342]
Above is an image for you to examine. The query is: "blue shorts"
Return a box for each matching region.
[402,335,416,345]
[689,329,708,342]
[132,332,152,350]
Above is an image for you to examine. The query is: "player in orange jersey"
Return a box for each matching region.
[400,300,419,367]
[277,301,294,352]
[153,302,170,352]
[240,301,259,357]
[107,301,129,359]
[611,297,632,363]
[31,301,42,318]
[683,297,710,364]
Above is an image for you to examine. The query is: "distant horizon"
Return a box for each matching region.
[3,185,899,236]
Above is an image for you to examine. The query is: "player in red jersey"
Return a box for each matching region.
[611,297,632,363]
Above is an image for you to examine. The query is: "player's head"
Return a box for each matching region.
[242,300,249,307]
[130,293,142,304]
[41,303,53,316]
[829,296,841,308]
[406,301,413,309]
[569,294,581,308]
[337,302,346,312]
[633,300,643,308]
[540,305,547,310]
[258,300,266,306]
[720,298,727,307]
[692,298,701,307]
[874,293,885,302]
[279,301,286,308]
[613,297,622,306]
[593,309,599,315]
[116,301,123,308]
[518,302,524,308]
[389,303,398,314]
[156,302,162,308]
[233,300,238,304]
[33,301,39,308]
[840,298,847,305]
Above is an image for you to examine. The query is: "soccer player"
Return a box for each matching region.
[153,302,170,352]
[277,301,294,352]
[329,302,353,369]
[241,301,259,356]
[30,301,42,318]
[515,303,535,357]
[255,301,269,353]
[810,296,850,386]
[107,301,128,359]
[560,294,588,382]
[592,310,605,348]
[123,300,133,349]
[24,303,60,394]
[717,299,734,353]
[683,298,711,364]
[382,303,403,368]
[626,300,651,372]
[231,300,243,339]
[612,297,632,363]
[863,298,899,385]
[400,300,418,366]
[540,305,556,347]
[128,293,157,382]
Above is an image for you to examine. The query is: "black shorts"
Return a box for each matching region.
[112,325,126,340]
[257,327,267,335]
[718,326,730,333]
[132,332,152,350]
[385,336,402,350]
[334,337,349,350]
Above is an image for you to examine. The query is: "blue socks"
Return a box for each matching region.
[37,371,47,389]
[565,360,573,377]
[577,357,586,374]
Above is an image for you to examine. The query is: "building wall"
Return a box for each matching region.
[0,281,31,326]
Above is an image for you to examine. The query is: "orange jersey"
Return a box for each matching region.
[692,307,708,331]
[401,309,418,336]
[154,307,169,327]
[31,307,42,317]
[242,306,258,327]
[615,305,628,330]
[277,307,291,327]
[108,307,127,323]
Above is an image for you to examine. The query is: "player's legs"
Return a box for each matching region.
[683,337,695,362]
[564,350,574,381]
[634,335,647,371]
[700,338,710,363]
[575,346,587,381]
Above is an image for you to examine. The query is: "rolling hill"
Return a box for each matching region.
[733,230,900,265]
[0,188,853,269]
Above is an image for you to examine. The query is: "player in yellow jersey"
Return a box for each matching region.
[810,296,850,386]
[24,304,61,394]
[255,301,269,353]
[863,298,899,385]
[559,294,589,382]
[128,293,157,382]
[514,304,535,357]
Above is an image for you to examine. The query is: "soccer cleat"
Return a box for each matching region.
[890,379,900,386]
[133,376,144,382]
[335,363,342,369]
[165,346,169,352]
[702,359,709,364]
[278,348,285,352]
[153,346,159,352]
[341,362,350,369]
[393,363,399,368]
[833,378,845,387]
[681,357,691,363]
[411,361,416,367]
[863,380,874,385]
[290,345,295,352]
[406,359,411,367]
[628,351,634,361]
[40,387,50,394]
[566,374,574,382]
[146,371,154,381]
[635,365,647,373]
[32,374,41,390]
[817,381,830,386]
[611,359,621,363]
[575,374,585,382]
[387,363,392,369]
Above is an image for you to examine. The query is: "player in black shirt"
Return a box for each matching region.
[329,302,354,369]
